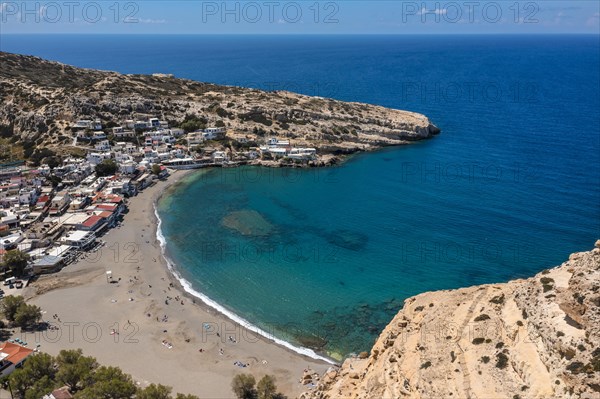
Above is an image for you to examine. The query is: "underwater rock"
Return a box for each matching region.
[221,209,274,236]
[326,229,369,251]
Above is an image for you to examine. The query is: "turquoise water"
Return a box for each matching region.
[5,34,599,357]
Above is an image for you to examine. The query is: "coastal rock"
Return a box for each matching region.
[302,243,600,399]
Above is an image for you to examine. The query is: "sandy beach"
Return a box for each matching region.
[18,170,330,398]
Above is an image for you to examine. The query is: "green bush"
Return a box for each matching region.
[496,353,509,369]
[474,314,491,322]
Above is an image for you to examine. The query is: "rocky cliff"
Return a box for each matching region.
[0,52,439,160]
[303,241,600,399]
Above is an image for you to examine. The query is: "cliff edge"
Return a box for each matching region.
[303,241,600,399]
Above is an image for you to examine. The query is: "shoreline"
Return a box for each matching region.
[23,169,332,397]
[153,174,337,364]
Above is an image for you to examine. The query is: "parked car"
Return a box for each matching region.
[15,280,24,289]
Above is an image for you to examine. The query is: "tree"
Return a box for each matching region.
[137,384,172,399]
[47,174,62,188]
[179,114,207,133]
[256,375,276,399]
[56,349,98,391]
[1,349,200,399]
[21,352,55,381]
[24,376,56,399]
[7,368,32,398]
[9,352,56,396]
[76,366,137,399]
[29,147,56,166]
[95,159,118,177]
[45,156,61,169]
[2,249,30,276]
[151,164,162,176]
[231,374,257,399]
[0,295,26,322]
[13,303,42,329]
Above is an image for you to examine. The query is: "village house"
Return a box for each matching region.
[134,120,150,130]
[87,152,111,166]
[92,131,107,141]
[73,119,102,131]
[288,148,317,160]
[0,232,23,250]
[43,386,74,399]
[212,151,228,164]
[49,192,71,216]
[0,342,34,377]
[0,209,20,231]
[94,140,111,151]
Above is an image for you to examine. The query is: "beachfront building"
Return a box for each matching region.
[133,173,154,190]
[0,342,34,377]
[212,151,228,164]
[60,230,96,250]
[288,148,317,160]
[31,254,65,274]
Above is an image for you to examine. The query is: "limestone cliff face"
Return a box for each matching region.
[303,242,600,399]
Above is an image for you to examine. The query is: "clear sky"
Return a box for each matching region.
[0,1,599,34]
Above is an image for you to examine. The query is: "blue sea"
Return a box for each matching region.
[3,35,599,359]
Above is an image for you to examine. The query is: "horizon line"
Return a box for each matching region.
[3,32,600,36]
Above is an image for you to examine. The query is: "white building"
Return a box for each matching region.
[94,140,111,151]
[212,151,227,163]
[170,128,184,137]
[87,152,111,166]
[149,118,161,128]
[60,230,96,249]
[92,131,107,140]
[0,342,34,377]
[288,148,317,160]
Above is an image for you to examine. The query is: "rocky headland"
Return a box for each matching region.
[0,51,439,165]
[302,241,600,399]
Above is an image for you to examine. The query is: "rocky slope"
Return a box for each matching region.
[303,241,600,399]
[0,52,439,158]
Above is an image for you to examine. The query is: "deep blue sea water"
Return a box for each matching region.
[3,35,599,358]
